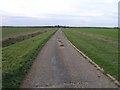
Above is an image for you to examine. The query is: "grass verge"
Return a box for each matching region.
[62,28,118,80]
[2,29,56,88]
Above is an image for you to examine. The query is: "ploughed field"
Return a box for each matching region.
[2,27,56,88]
[62,28,118,80]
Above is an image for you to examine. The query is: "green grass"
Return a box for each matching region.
[70,28,118,38]
[2,27,49,39]
[2,29,56,88]
[62,28,118,80]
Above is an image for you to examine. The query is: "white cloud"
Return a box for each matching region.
[0,0,70,17]
[0,0,119,26]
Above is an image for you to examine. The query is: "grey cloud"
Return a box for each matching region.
[1,0,118,27]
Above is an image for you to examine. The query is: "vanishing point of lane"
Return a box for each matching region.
[21,29,118,88]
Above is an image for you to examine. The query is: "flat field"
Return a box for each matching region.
[2,28,56,88]
[2,27,53,47]
[2,27,49,40]
[62,28,118,80]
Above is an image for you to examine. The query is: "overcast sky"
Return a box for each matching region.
[0,0,119,27]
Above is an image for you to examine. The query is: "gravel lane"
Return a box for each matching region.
[21,29,118,88]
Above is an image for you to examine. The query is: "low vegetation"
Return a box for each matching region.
[2,29,50,47]
[2,29,56,88]
[63,28,118,80]
[2,27,49,40]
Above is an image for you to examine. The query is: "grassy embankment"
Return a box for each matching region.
[63,28,118,80]
[2,27,47,39]
[2,27,51,47]
[2,28,56,88]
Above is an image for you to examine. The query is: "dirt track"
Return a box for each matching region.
[21,29,118,88]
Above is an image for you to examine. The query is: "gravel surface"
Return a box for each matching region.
[21,29,118,88]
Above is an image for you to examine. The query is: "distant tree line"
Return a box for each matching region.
[1,26,119,29]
